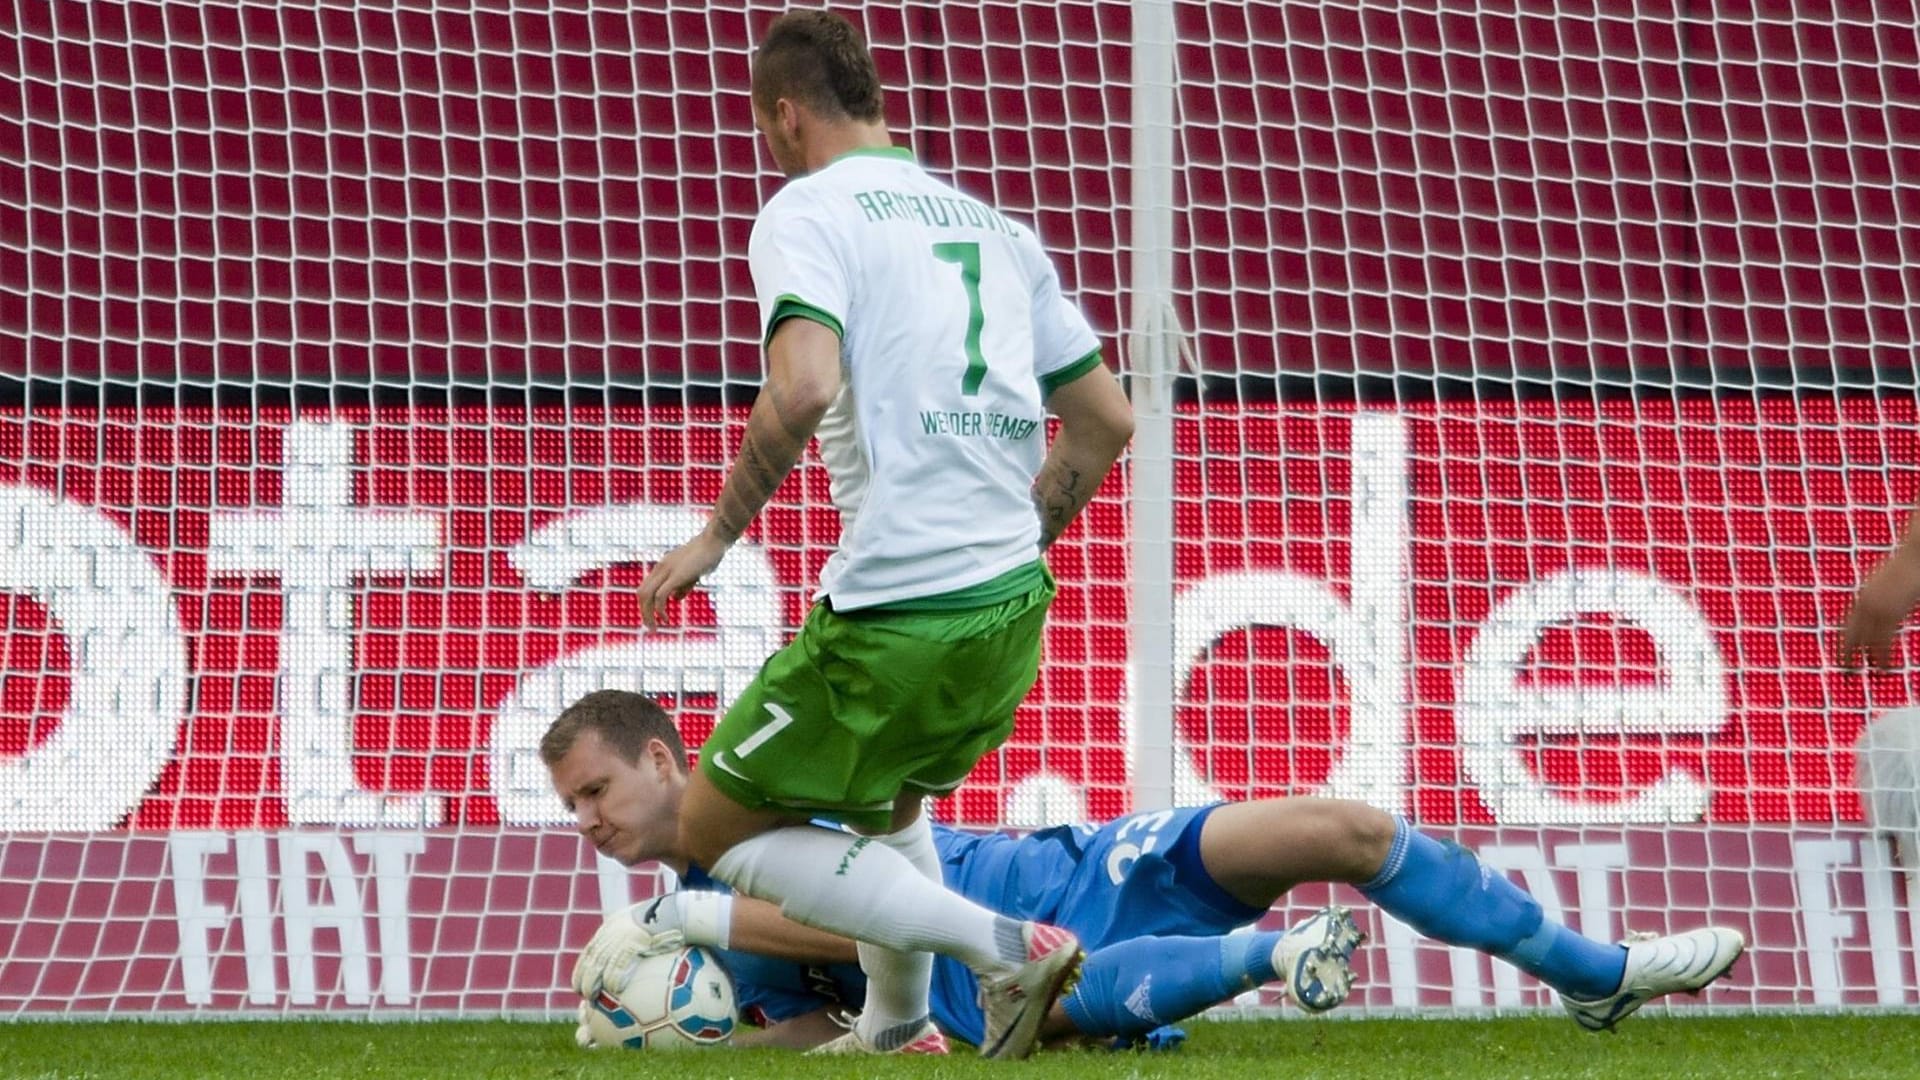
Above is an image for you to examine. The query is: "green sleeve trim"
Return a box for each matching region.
[1039,349,1104,395]
[863,561,1049,613]
[765,294,845,348]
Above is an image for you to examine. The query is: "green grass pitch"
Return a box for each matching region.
[3,1015,1915,1080]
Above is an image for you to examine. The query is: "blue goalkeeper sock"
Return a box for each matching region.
[1359,816,1626,1000]
[1061,932,1281,1039]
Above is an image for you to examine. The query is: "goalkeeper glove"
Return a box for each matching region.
[638,890,734,950]
[570,890,735,999]
[574,1001,598,1048]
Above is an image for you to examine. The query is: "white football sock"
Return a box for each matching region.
[709,824,1026,977]
[854,813,941,1043]
[880,807,943,881]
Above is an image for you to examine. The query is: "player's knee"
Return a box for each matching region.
[1322,800,1397,884]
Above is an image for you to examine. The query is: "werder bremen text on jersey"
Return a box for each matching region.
[920,410,1041,440]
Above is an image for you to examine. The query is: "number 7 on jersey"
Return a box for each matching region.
[931,241,987,395]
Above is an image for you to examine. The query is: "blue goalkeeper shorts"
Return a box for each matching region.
[928,804,1266,1045]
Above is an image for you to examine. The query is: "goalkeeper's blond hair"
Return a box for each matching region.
[542,689,688,771]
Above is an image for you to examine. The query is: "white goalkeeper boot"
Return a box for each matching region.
[1561,926,1747,1032]
[976,921,1084,1060]
[1273,905,1366,1012]
[808,1012,950,1055]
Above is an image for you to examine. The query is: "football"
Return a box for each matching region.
[579,945,737,1051]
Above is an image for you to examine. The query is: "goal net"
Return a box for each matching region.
[2,0,1918,1018]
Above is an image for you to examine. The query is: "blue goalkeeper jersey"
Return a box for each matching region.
[688,807,1258,1046]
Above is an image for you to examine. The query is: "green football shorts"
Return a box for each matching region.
[698,572,1054,834]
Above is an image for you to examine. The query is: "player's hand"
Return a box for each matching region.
[570,901,688,999]
[1840,547,1920,671]
[637,531,731,630]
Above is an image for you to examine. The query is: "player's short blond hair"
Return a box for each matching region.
[542,689,689,771]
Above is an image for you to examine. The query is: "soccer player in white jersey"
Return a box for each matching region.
[612,9,1135,1060]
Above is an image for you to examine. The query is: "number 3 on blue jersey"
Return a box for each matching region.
[1105,809,1178,884]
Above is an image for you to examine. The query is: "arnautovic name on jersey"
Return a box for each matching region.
[852,190,1020,236]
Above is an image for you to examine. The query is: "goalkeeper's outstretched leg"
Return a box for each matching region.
[1194,797,1745,1028]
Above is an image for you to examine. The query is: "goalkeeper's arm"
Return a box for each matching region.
[573,888,856,997]
[731,1008,849,1050]
[655,890,858,964]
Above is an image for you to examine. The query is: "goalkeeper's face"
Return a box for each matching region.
[549,731,685,867]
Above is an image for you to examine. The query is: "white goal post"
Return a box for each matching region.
[2,0,1919,1018]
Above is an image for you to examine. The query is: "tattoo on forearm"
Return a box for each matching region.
[764,382,819,444]
[1035,466,1086,546]
[709,399,813,543]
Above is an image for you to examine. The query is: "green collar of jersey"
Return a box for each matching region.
[829,145,915,165]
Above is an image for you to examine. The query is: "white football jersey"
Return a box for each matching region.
[748,147,1101,610]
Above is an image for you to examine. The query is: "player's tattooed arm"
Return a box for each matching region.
[637,318,840,628]
[1033,361,1134,548]
[703,318,843,545]
[707,406,811,544]
[1031,463,1087,550]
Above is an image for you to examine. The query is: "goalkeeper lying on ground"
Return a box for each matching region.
[547,690,1746,1051]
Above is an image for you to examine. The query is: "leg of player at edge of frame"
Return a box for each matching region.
[1165,798,1747,1032]
[1029,909,1361,1051]
[679,769,1084,1058]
